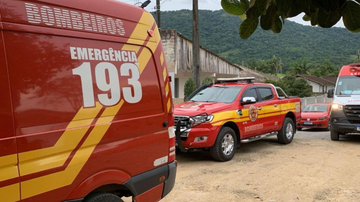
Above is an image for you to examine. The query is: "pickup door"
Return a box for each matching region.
[241,86,281,138]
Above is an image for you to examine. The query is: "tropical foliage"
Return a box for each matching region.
[221,0,360,39]
[156,10,360,75]
[265,76,313,98]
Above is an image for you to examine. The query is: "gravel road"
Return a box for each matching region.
[160,129,360,202]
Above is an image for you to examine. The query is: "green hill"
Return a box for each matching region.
[155,9,360,73]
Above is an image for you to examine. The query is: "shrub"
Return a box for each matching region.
[184,77,196,99]
[202,76,213,85]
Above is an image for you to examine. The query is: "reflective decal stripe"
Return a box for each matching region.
[162,66,167,81]
[0,155,18,182]
[122,13,154,52]
[153,156,168,167]
[212,103,298,126]
[0,184,20,202]
[167,99,172,114]
[20,11,160,199]
[22,101,125,199]
[168,126,175,138]
[165,83,169,97]
[169,146,175,152]
[19,103,102,176]
[160,52,164,66]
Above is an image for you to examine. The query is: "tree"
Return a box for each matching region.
[221,0,360,39]
[291,59,311,75]
[266,76,312,97]
[311,60,339,76]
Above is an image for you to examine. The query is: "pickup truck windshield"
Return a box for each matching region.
[335,76,360,95]
[190,86,243,103]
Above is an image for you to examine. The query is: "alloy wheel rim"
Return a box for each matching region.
[222,133,234,156]
[285,123,293,139]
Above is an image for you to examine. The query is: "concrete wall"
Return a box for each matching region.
[160,29,279,98]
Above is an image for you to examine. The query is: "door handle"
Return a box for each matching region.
[274,104,278,107]
[258,107,262,110]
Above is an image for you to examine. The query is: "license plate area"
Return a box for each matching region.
[304,121,312,125]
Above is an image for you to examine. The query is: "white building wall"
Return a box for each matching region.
[160,29,279,99]
[307,80,322,93]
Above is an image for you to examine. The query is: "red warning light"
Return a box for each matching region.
[147,29,154,37]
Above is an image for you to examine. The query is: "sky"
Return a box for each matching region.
[117,0,345,28]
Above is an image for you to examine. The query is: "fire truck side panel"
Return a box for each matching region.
[0,25,21,202]
[0,0,175,201]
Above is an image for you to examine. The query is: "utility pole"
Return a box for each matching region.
[156,0,161,29]
[192,0,200,88]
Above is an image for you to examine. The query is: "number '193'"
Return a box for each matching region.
[72,62,142,107]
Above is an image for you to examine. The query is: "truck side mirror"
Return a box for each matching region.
[327,89,334,98]
[241,97,256,105]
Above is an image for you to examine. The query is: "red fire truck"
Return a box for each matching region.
[175,77,301,161]
[0,0,176,201]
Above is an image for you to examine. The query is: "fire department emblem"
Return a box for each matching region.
[249,105,258,122]
[307,118,310,121]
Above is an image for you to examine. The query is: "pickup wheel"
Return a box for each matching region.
[210,127,237,162]
[277,117,295,144]
[83,193,124,202]
[330,129,339,141]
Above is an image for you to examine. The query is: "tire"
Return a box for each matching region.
[297,127,302,131]
[83,193,124,202]
[210,127,237,162]
[330,129,339,141]
[277,117,295,144]
[326,120,331,131]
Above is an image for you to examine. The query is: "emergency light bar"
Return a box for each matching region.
[216,77,255,84]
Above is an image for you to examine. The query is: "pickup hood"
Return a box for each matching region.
[334,95,360,105]
[174,102,231,116]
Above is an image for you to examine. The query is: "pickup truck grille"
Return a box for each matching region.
[174,116,190,129]
[344,105,360,119]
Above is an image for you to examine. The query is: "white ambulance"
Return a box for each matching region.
[328,63,360,140]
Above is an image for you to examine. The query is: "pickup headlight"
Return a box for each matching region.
[332,103,343,110]
[188,114,214,128]
[319,116,327,120]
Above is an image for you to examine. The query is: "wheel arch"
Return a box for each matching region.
[66,169,133,200]
[285,112,296,127]
[222,121,241,146]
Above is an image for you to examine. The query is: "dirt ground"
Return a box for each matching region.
[160,129,360,202]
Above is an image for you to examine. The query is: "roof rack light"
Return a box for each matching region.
[216,77,255,84]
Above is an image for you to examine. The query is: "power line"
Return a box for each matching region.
[209,0,220,6]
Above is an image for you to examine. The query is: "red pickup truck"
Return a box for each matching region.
[174,77,301,161]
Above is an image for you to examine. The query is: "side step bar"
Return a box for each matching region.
[241,132,278,143]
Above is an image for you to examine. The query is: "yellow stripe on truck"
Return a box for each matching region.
[21,100,125,199]
[19,102,102,176]
[0,155,18,182]
[0,184,20,202]
[20,11,161,199]
[122,13,154,52]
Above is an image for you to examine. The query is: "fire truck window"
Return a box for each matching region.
[242,88,258,101]
[258,88,274,101]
